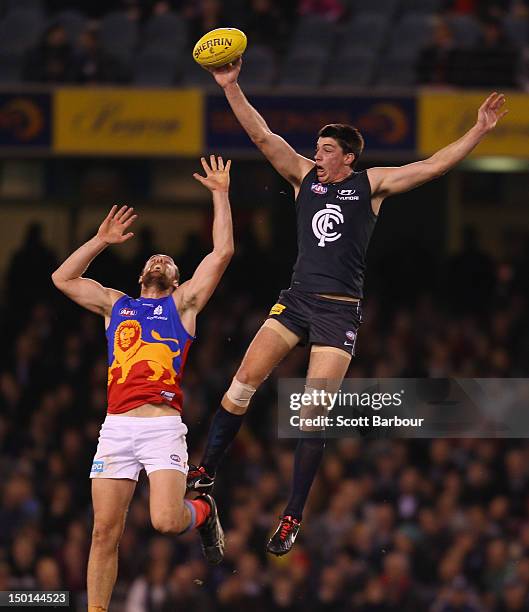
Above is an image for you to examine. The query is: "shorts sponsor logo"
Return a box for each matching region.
[119,308,137,317]
[91,460,104,473]
[160,390,175,400]
[170,454,181,465]
[269,303,286,316]
[311,182,328,195]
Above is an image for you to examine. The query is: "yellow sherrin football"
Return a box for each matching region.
[193,27,247,69]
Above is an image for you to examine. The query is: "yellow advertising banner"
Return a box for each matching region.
[419,91,529,158]
[54,88,203,155]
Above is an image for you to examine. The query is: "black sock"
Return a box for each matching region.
[201,406,245,476]
[283,437,325,521]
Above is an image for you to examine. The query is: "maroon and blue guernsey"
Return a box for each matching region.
[105,295,194,414]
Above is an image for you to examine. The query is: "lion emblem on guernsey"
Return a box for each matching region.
[108,320,180,386]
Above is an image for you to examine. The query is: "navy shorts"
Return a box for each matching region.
[267,288,363,356]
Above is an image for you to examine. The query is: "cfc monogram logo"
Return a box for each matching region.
[312,203,344,247]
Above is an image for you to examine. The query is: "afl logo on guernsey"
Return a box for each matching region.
[312,203,344,247]
[119,308,137,317]
[311,182,328,195]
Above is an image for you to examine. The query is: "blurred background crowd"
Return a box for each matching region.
[0,0,528,611]
[0,0,527,88]
[0,213,528,610]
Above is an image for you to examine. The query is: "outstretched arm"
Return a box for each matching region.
[368,93,508,213]
[177,156,234,317]
[210,59,314,192]
[51,205,137,316]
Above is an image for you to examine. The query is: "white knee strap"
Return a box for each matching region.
[226,378,256,408]
[299,385,328,432]
[303,386,332,409]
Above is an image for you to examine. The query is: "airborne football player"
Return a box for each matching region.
[188,57,508,556]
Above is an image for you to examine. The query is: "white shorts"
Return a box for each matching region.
[90,415,188,481]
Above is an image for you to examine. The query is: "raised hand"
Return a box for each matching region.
[208,57,242,89]
[193,155,231,192]
[97,205,138,245]
[476,92,508,133]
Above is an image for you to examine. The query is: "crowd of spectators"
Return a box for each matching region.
[0,0,526,88]
[0,216,529,610]
[416,11,523,89]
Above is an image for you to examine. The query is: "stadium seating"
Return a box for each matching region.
[182,57,215,87]
[348,0,399,18]
[133,48,179,86]
[54,10,87,45]
[6,0,43,16]
[0,2,521,90]
[340,13,391,55]
[503,14,529,49]
[99,11,138,63]
[447,14,482,48]
[238,45,276,88]
[0,9,42,55]
[290,14,335,53]
[0,50,24,83]
[278,48,328,89]
[143,12,187,53]
[399,0,443,14]
[325,48,378,89]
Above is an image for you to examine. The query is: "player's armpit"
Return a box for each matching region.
[51,275,122,317]
[367,160,444,199]
[255,131,315,190]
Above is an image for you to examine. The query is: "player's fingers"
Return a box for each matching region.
[115,205,128,220]
[120,207,135,223]
[498,109,509,120]
[493,94,506,110]
[489,92,502,107]
[210,154,217,172]
[121,232,134,242]
[106,204,118,220]
[193,172,206,185]
[486,91,498,104]
[226,159,232,173]
[200,157,210,174]
[492,92,503,107]
[123,214,138,229]
[481,92,497,110]
[218,156,224,171]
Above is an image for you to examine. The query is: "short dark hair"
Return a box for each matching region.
[318,124,365,168]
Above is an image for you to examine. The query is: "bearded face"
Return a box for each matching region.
[140,255,179,291]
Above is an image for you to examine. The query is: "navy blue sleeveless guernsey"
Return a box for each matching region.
[106,295,194,414]
[291,168,377,298]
